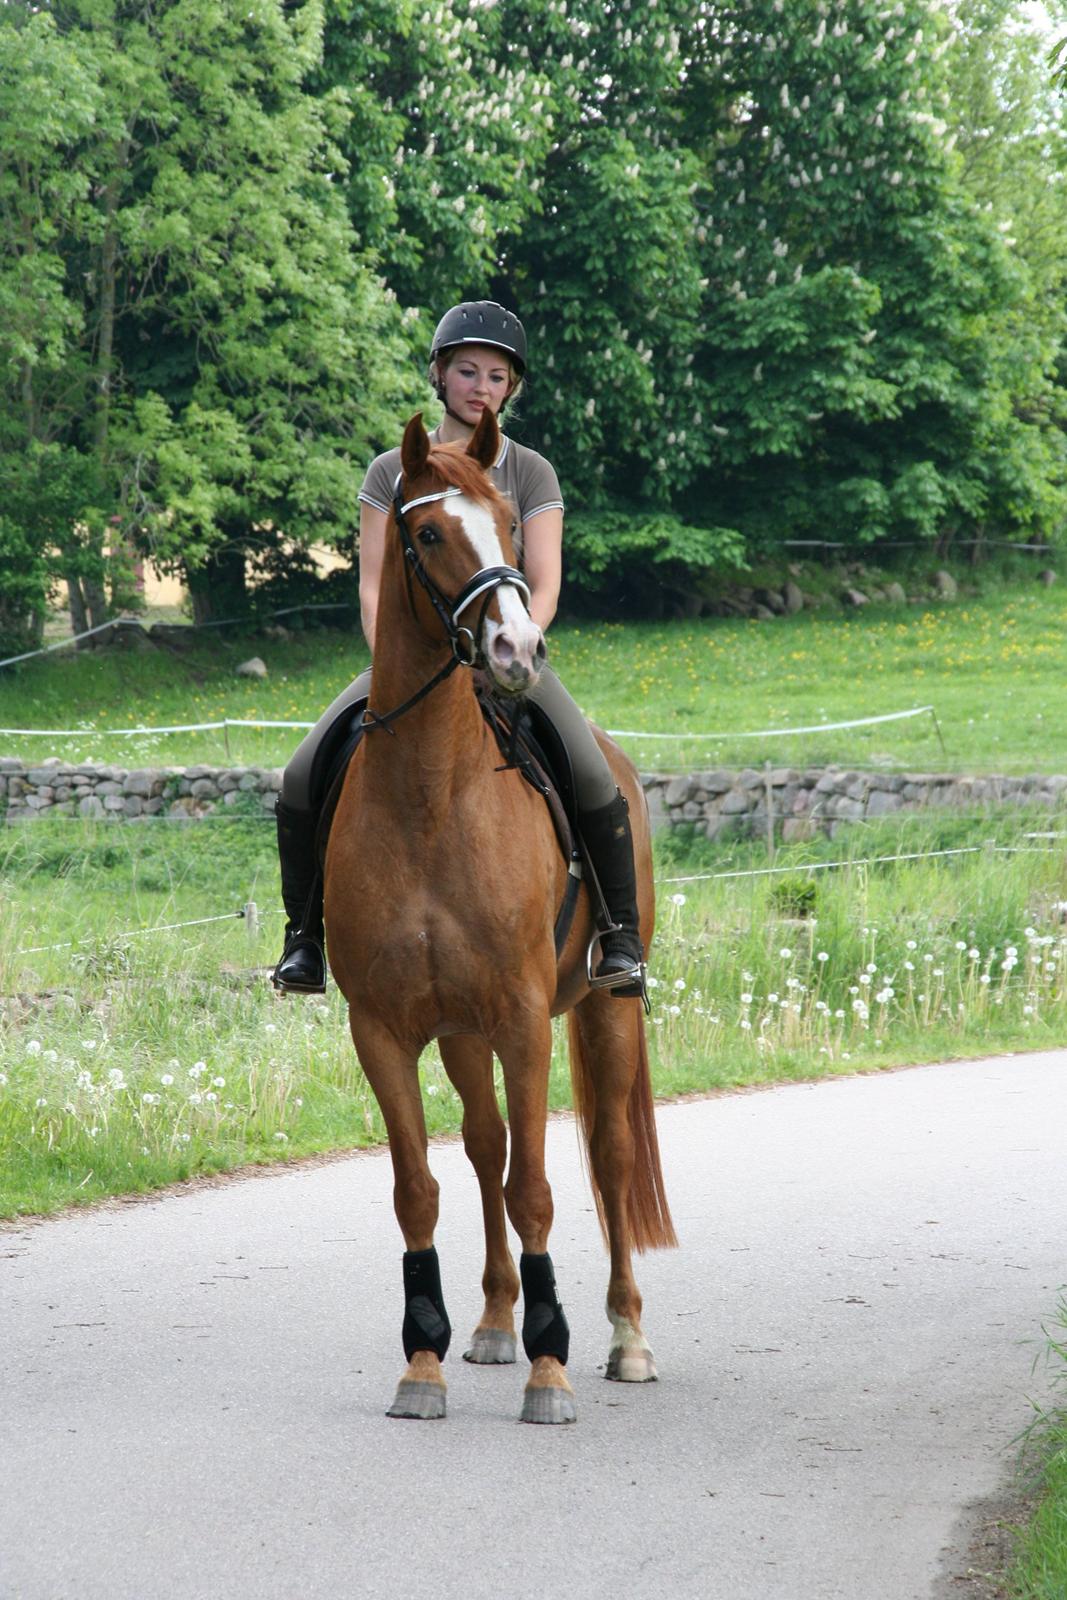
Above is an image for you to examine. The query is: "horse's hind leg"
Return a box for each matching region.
[348,1013,449,1420]
[569,992,671,1384]
[438,1034,519,1364]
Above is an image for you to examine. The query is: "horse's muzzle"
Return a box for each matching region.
[485,621,547,695]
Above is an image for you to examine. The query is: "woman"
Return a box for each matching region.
[272,300,645,1000]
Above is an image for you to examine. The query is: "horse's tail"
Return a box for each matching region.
[567,1009,678,1254]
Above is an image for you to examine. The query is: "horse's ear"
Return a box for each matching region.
[467,406,499,472]
[400,413,431,479]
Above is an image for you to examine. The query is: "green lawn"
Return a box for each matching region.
[2,569,1066,773]
[2,810,1065,1217]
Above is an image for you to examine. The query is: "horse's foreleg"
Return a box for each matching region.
[438,1034,519,1364]
[496,1011,576,1424]
[349,1012,449,1420]
[571,993,659,1384]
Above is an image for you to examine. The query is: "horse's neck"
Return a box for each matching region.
[363,580,485,815]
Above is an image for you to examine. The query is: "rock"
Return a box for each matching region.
[1037,569,1057,586]
[933,570,957,599]
[263,624,292,640]
[665,775,694,808]
[719,788,752,815]
[124,771,165,799]
[866,789,903,817]
[842,588,869,607]
[190,778,218,798]
[749,604,777,621]
[236,656,268,679]
[756,587,786,615]
[695,770,734,794]
[884,581,907,604]
[78,795,106,818]
[782,579,804,614]
[738,768,765,790]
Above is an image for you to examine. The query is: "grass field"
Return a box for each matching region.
[2,809,1065,1218]
[2,566,1067,774]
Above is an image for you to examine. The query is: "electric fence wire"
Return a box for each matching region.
[11,841,1061,956]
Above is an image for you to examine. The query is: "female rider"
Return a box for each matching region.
[271,300,645,1001]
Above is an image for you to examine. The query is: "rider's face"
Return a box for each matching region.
[440,345,514,426]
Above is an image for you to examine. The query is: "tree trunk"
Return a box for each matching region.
[185,543,249,625]
[65,570,90,638]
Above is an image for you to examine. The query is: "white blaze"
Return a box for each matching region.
[450,494,543,683]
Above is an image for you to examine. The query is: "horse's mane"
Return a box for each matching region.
[424,440,507,511]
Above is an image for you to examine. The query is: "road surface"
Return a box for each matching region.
[2,1050,1065,1599]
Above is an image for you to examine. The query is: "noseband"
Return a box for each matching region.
[362,478,532,737]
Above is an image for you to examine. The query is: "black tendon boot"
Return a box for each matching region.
[579,790,647,1000]
[271,800,327,994]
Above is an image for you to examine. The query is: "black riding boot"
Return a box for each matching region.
[271,799,327,994]
[579,790,647,1000]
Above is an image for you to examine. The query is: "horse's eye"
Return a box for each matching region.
[418,523,441,548]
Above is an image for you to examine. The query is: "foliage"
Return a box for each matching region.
[561,508,745,616]
[682,0,1065,555]
[3,0,1067,625]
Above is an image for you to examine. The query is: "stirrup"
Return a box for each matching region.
[586,927,650,1010]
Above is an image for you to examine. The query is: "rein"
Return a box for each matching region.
[362,477,531,737]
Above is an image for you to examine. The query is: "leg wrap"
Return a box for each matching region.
[401,1248,451,1362]
[520,1252,570,1366]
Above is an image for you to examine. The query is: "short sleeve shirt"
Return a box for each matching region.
[358,430,563,567]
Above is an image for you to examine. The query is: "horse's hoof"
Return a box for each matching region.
[606,1347,659,1383]
[386,1379,447,1420]
[520,1385,577,1425]
[463,1329,518,1365]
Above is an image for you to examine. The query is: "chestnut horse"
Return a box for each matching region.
[324,409,675,1425]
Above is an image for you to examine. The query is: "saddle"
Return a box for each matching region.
[312,688,586,959]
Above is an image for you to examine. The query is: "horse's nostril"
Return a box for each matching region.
[534,637,547,667]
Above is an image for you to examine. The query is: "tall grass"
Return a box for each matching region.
[1009,1299,1067,1599]
[2,813,1066,1217]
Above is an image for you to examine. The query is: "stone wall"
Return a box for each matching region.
[642,766,1067,840]
[3,758,1067,836]
[0,759,281,821]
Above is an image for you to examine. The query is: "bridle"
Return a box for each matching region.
[361,476,532,736]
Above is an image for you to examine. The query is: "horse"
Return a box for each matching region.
[323,407,676,1425]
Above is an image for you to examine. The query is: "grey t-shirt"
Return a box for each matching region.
[358,429,563,567]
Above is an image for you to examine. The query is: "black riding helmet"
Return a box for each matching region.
[430,301,527,380]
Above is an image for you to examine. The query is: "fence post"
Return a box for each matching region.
[764,760,775,861]
[243,900,259,940]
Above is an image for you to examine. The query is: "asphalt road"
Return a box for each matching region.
[3,1049,1065,1600]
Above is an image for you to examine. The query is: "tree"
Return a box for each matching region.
[681,0,1063,554]
[0,0,417,632]
[0,8,116,642]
